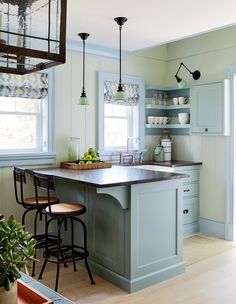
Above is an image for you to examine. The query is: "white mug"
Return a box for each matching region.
[178,97,188,105]
[163,117,170,124]
[158,117,164,124]
[154,116,159,124]
[173,97,178,105]
[147,116,154,124]
[178,113,190,124]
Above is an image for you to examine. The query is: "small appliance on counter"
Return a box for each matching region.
[153,144,164,161]
[160,130,172,161]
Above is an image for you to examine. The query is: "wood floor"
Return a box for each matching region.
[33,234,236,304]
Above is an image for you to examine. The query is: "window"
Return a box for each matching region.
[98,72,145,156]
[0,71,55,167]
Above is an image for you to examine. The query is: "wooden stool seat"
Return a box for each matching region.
[45,203,86,217]
[24,196,59,207]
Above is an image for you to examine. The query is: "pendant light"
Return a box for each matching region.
[78,33,90,105]
[0,0,67,75]
[114,17,128,101]
[174,62,201,88]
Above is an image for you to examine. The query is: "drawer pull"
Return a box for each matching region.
[183,209,189,214]
[183,189,190,192]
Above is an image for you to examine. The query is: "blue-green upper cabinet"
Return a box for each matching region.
[191,80,230,136]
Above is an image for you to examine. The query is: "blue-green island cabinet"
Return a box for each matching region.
[47,167,186,293]
[191,80,230,135]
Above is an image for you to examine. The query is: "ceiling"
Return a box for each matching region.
[67,0,236,52]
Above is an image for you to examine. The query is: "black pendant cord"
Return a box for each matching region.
[118,24,122,89]
[82,38,85,95]
[78,33,90,97]
[114,17,127,92]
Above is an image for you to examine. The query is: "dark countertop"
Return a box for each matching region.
[140,160,202,168]
[33,165,187,188]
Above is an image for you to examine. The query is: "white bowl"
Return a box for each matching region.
[178,113,189,124]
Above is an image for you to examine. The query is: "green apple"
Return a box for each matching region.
[79,160,85,164]
[85,155,92,161]
[86,161,92,164]
[88,148,94,154]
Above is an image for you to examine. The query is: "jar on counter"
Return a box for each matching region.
[68,137,80,162]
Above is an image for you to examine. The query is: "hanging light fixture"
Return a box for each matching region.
[174,62,201,88]
[114,17,127,101]
[0,0,67,75]
[78,32,89,105]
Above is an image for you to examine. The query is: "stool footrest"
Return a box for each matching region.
[43,245,89,264]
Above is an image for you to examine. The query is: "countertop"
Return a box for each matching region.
[141,160,202,167]
[33,165,187,188]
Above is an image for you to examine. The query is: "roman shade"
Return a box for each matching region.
[104,81,139,106]
[0,72,48,99]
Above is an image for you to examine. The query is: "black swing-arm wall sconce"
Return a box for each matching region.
[174,62,201,88]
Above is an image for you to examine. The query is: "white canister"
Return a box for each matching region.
[161,138,172,161]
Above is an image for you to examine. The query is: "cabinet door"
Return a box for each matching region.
[191,81,229,135]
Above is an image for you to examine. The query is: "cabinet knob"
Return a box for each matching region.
[183,189,190,192]
[205,128,208,132]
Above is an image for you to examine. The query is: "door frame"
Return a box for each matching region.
[226,65,236,240]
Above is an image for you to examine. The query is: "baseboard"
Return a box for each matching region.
[183,222,200,237]
[199,217,225,239]
[89,259,185,293]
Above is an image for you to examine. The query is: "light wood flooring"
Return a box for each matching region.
[33,234,236,304]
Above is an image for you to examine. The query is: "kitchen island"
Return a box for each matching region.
[33,165,186,293]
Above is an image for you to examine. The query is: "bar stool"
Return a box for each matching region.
[34,172,95,292]
[13,167,59,276]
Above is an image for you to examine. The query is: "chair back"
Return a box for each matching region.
[33,172,55,214]
[13,167,27,206]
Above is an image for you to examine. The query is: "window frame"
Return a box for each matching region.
[98,72,145,157]
[0,69,56,167]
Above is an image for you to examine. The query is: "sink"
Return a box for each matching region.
[132,164,174,172]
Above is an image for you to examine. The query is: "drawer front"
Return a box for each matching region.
[183,198,199,224]
[183,182,199,197]
[175,169,199,183]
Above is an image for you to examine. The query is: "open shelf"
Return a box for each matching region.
[146,124,190,129]
[145,104,190,110]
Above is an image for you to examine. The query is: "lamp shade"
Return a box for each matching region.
[0,0,67,75]
[79,96,89,105]
[114,89,126,101]
[177,79,188,89]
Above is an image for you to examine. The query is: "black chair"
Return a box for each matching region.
[13,167,59,276]
[34,172,95,292]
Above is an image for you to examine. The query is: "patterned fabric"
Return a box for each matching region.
[104,81,139,106]
[0,73,48,99]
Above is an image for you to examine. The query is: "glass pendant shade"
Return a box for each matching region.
[78,32,89,105]
[79,96,89,105]
[177,79,188,88]
[114,84,126,101]
[0,0,67,74]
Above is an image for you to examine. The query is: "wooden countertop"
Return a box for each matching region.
[33,165,186,188]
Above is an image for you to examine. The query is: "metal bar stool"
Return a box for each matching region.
[34,172,95,292]
[13,167,60,276]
